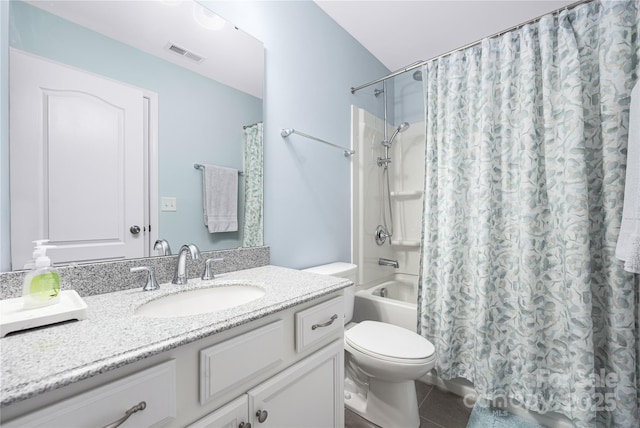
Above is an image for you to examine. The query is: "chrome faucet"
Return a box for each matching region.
[378,257,399,268]
[172,244,201,285]
[153,239,172,256]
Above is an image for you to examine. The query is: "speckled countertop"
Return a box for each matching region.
[0,265,351,407]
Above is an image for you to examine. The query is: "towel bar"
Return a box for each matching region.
[194,163,244,175]
[280,128,355,157]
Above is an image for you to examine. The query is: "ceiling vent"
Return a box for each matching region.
[165,42,206,63]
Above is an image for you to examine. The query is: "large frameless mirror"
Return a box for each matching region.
[5,0,264,271]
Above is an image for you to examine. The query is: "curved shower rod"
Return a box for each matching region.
[281,128,355,157]
[350,0,592,94]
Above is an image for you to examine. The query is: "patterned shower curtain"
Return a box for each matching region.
[242,122,263,247]
[417,1,640,426]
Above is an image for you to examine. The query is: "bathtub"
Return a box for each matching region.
[353,274,418,332]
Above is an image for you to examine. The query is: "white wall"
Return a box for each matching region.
[351,106,394,285]
[390,121,425,275]
[352,105,425,284]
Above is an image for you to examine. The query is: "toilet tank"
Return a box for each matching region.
[302,262,357,324]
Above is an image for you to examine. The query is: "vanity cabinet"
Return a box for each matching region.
[190,339,343,428]
[1,292,345,428]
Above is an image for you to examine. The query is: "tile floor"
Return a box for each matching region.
[344,382,473,428]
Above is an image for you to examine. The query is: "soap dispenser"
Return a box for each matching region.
[22,240,60,309]
[23,239,48,270]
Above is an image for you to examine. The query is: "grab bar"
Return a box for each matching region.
[281,128,355,157]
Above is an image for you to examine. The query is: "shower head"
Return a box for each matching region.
[396,122,410,133]
[384,122,410,147]
[413,70,423,81]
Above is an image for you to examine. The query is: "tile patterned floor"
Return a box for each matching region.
[344,382,473,428]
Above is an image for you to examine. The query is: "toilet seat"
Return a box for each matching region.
[344,321,436,365]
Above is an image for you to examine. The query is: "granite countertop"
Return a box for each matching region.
[0,265,351,407]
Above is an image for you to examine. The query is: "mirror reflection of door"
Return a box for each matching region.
[9,49,157,269]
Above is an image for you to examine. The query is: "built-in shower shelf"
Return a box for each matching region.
[391,240,420,248]
[390,190,423,199]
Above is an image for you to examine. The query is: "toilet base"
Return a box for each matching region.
[344,377,420,428]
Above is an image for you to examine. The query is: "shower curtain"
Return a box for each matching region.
[417,1,640,426]
[242,122,263,247]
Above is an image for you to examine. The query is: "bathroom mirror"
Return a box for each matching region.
[5,0,264,270]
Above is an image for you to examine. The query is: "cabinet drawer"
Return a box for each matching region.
[295,296,344,353]
[200,320,284,404]
[4,360,176,428]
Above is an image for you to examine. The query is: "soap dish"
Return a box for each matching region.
[0,290,88,337]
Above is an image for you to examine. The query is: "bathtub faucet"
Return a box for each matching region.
[378,258,399,268]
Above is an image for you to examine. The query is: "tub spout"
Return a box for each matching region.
[378,258,399,268]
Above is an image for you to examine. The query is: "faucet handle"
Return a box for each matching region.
[202,258,224,281]
[130,266,160,291]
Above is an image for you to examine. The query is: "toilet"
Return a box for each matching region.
[303,263,436,428]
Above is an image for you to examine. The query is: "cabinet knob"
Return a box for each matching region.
[256,409,268,423]
[239,422,252,428]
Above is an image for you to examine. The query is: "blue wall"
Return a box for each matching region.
[5,0,262,264]
[202,0,389,268]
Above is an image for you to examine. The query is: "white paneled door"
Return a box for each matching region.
[10,49,146,269]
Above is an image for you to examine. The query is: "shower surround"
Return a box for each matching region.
[350,105,424,287]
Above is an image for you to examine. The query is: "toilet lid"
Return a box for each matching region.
[344,321,435,360]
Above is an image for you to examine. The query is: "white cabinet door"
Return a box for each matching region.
[248,340,343,428]
[187,395,250,428]
[9,49,145,268]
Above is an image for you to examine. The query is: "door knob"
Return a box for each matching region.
[130,225,141,234]
[256,410,268,423]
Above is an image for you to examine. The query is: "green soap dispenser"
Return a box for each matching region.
[22,240,60,309]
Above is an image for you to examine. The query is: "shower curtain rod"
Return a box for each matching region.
[350,0,593,94]
[243,121,262,129]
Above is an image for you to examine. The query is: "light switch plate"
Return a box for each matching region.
[161,197,177,211]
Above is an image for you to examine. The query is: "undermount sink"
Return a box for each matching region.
[135,284,265,318]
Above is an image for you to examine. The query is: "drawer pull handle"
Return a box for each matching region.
[239,422,252,428]
[256,409,268,423]
[103,401,146,428]
[312,314,338,330]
